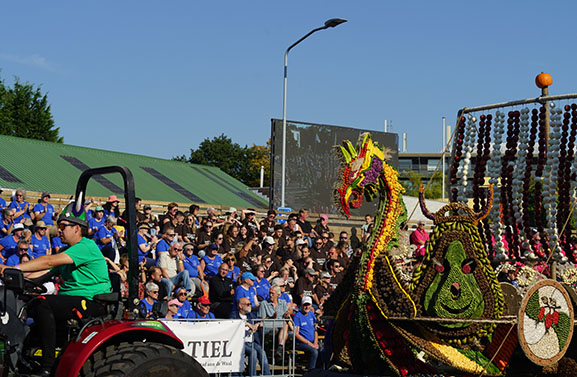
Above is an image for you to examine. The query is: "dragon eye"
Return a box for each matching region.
[433,258,446,274]
[462,259,476,274]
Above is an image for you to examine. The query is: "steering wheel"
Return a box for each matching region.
[23,277,48,294]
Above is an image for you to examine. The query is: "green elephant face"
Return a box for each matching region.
[423,240,485,328]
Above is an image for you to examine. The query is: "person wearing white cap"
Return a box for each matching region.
[0,223,24,263]
[241,209,259,237]
[261,236,276,254]
[293,295,319,370]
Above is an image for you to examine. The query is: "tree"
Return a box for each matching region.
[400,170,443,199]
[245,141,270,187]
[175,134,270,187]
[0,76,62,143]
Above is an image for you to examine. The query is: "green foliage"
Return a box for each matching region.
[175,134,270,187]
[525,290,541,320]
[400,170,443,199]
[245,141,270,187]
[555,311,571,349]
[0,76,62,143]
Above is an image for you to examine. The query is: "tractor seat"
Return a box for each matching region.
[93,292,119,304]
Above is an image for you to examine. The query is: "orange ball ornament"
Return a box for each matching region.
[535,72,553,89]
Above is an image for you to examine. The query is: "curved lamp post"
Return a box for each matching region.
[280,18,347,208]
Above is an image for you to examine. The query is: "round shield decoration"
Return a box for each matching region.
[518,279,574,366]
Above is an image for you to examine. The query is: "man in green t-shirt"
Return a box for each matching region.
[0,202,111,376]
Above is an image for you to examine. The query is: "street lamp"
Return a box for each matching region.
[280,18,347,208]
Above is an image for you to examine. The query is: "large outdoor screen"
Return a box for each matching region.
[270,119,398,215]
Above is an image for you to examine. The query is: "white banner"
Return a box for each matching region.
[162,319,245,373]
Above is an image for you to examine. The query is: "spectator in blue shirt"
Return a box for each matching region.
[200,243,223,279]
[0,223,24,262]
[51,235,66,253]
[32,192,58,226]
[29,221,51,258]
[253,265,271,301]
[224,253,241,282]
[0,189,6,210]
[172,287,193,318]
[182,242,204,296]
[6,239,33,267]
[103,195,121,220]
[139,282,160,319]
[137,223,157,267]
[293,296,319,370]
[95,216,119,260]
[234,272,259,308]
[9,189,31,225]
[88,206,106,238]
[155,226,175,259]
[0,209,14,237]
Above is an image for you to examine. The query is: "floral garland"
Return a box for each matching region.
[457,114,477,203]
[487,110,507,261]
[561,267,577,285]
[515,265,545,288]
[450,116,466,202]
[511,108,530,257]
[544,104,564,261]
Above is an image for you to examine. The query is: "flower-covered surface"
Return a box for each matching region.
[326,133,513,376]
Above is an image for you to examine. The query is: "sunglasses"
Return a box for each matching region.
[166,233,176,237]
[58,223,76,230]
[150,291,159,294]
[18,248,28,251]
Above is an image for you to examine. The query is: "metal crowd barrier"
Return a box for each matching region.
[162,317,298,377]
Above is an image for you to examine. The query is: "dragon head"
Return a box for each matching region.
[334,133,393,218]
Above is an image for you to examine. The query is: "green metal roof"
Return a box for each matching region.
[0,135,268,208]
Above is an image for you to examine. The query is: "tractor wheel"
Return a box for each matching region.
[80,341,208,377]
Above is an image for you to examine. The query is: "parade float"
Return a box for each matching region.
[324,74,577,376]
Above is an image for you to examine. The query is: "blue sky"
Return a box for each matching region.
[1,1,576,159]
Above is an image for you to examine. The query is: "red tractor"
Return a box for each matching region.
[0,166,208,377]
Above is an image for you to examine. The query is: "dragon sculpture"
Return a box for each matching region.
[325,133,516,376]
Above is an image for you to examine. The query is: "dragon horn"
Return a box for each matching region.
[345,140,358,159]
[474,185,494,222]
[339,140,358,163]
[339,145,352,163]
[419,184,435,220]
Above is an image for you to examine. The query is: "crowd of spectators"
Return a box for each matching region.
[0,189,374,372]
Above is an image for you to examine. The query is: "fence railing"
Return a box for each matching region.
[162,317,299,377]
